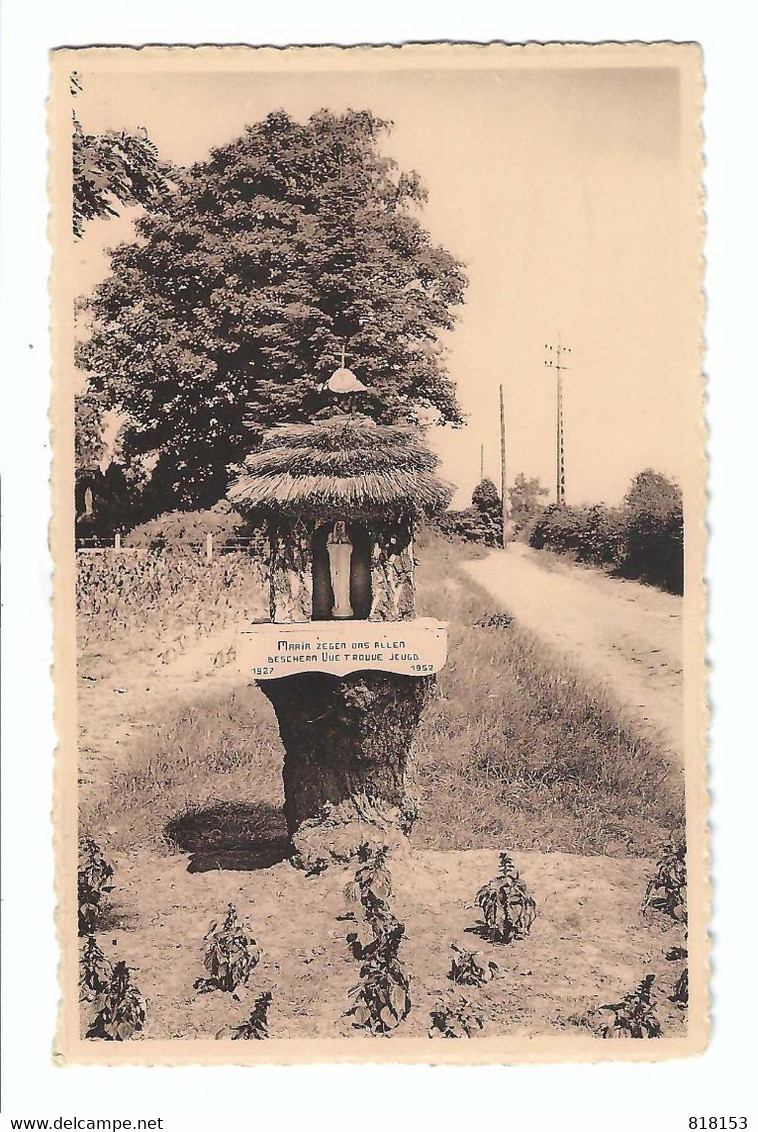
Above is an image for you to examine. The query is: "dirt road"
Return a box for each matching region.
[463,545,683,758]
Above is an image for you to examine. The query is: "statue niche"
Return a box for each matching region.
[312,520,372,620]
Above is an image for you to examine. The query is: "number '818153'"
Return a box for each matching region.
[689,1119,747,1129]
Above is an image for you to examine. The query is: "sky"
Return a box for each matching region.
[71,48,699,507]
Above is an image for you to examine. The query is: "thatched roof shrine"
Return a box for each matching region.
[227,415,453,521]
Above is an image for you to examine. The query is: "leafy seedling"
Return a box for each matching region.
[475,612,513,629]
[195,903,262,995]
[589,974,663,1039]
[346,890,405,963]
[642,842,687,924]
[448,941,499,987]
[217,990,274,1040]
[476,852,537,944]
[344,887,411,1034]
[77,836,114,935]
[86,960,146,1041]
[429,994,485,1038]
[345,952,412,1035]
[671,967,688,1008]
[344,842,393,908]
[79,936,113,1002]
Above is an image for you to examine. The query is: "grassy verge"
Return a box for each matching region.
[81,535,683,860]
[412,536,683,855]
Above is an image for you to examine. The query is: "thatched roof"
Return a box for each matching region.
[227,415,454,520]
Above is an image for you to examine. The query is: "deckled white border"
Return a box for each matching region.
[48,39,709,1072]
[1,2,756,1127]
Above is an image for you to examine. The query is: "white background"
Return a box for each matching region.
[1,3,756,1129]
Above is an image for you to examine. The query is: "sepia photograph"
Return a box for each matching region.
[48,42,706,1064]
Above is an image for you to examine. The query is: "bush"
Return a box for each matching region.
[528,471,683,594]
[124,501,254,550]
[78,837,114,935]
[76,549,268,648]
[622,471,683,593]
[436,478,502,547]
[437,506,499,547]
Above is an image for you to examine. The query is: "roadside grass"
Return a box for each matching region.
[81,535,683,860]
[413,536,684,856]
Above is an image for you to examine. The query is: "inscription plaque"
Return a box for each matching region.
[236,617,447,679]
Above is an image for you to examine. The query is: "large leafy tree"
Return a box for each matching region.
[508,472,549,530]
[71,71,174,238]
[78,109,467,510]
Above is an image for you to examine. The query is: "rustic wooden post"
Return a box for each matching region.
[114,531,121,551]
[206,532,213,563]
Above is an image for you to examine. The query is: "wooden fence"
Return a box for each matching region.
[76,534,264,561]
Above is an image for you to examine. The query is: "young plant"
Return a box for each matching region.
[476,852,537,944]
[642,841,687,923]
[448,941,499,987]
[77,836,114,935]
[429,995,485,1038]
[218,990,273,1040]
[344,889,411,1034]
[671,966,689,1008]
[346,846,391,905]
[195,903,262,994]
[592,974,662,1039]
[475,611,513,629]
[86,960,146,1041]
[79,936,113,1002]
[346,890,404,964]
[346,951,412,1035]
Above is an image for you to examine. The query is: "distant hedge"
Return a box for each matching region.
[529,470,683,594]
[123,500,259,551]
[435,477,503,547]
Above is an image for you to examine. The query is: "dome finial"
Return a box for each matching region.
[318,338,369,396]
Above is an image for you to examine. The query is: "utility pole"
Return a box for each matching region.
[480,443,484,484]
[544,341,571,506]
[499,384,507,548]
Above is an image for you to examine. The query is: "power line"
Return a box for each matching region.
[500,384,507,548]
[544,340,571,506]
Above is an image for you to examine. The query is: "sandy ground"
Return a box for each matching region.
[84,847,687,1042]
[463,546,683,759]
[78,625,246,803]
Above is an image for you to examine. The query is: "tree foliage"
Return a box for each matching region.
[75,395,106,471]
[78,110,467,511]
[622,470,683,593]
[72,73,174,238]
[508,471,549,531]
[528,469,683,594]
[436,477,502,547]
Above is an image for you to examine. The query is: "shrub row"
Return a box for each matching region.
[434,478,503,548]
[529,471,684,594]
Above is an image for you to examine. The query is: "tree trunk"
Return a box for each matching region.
[258,670,433,868]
